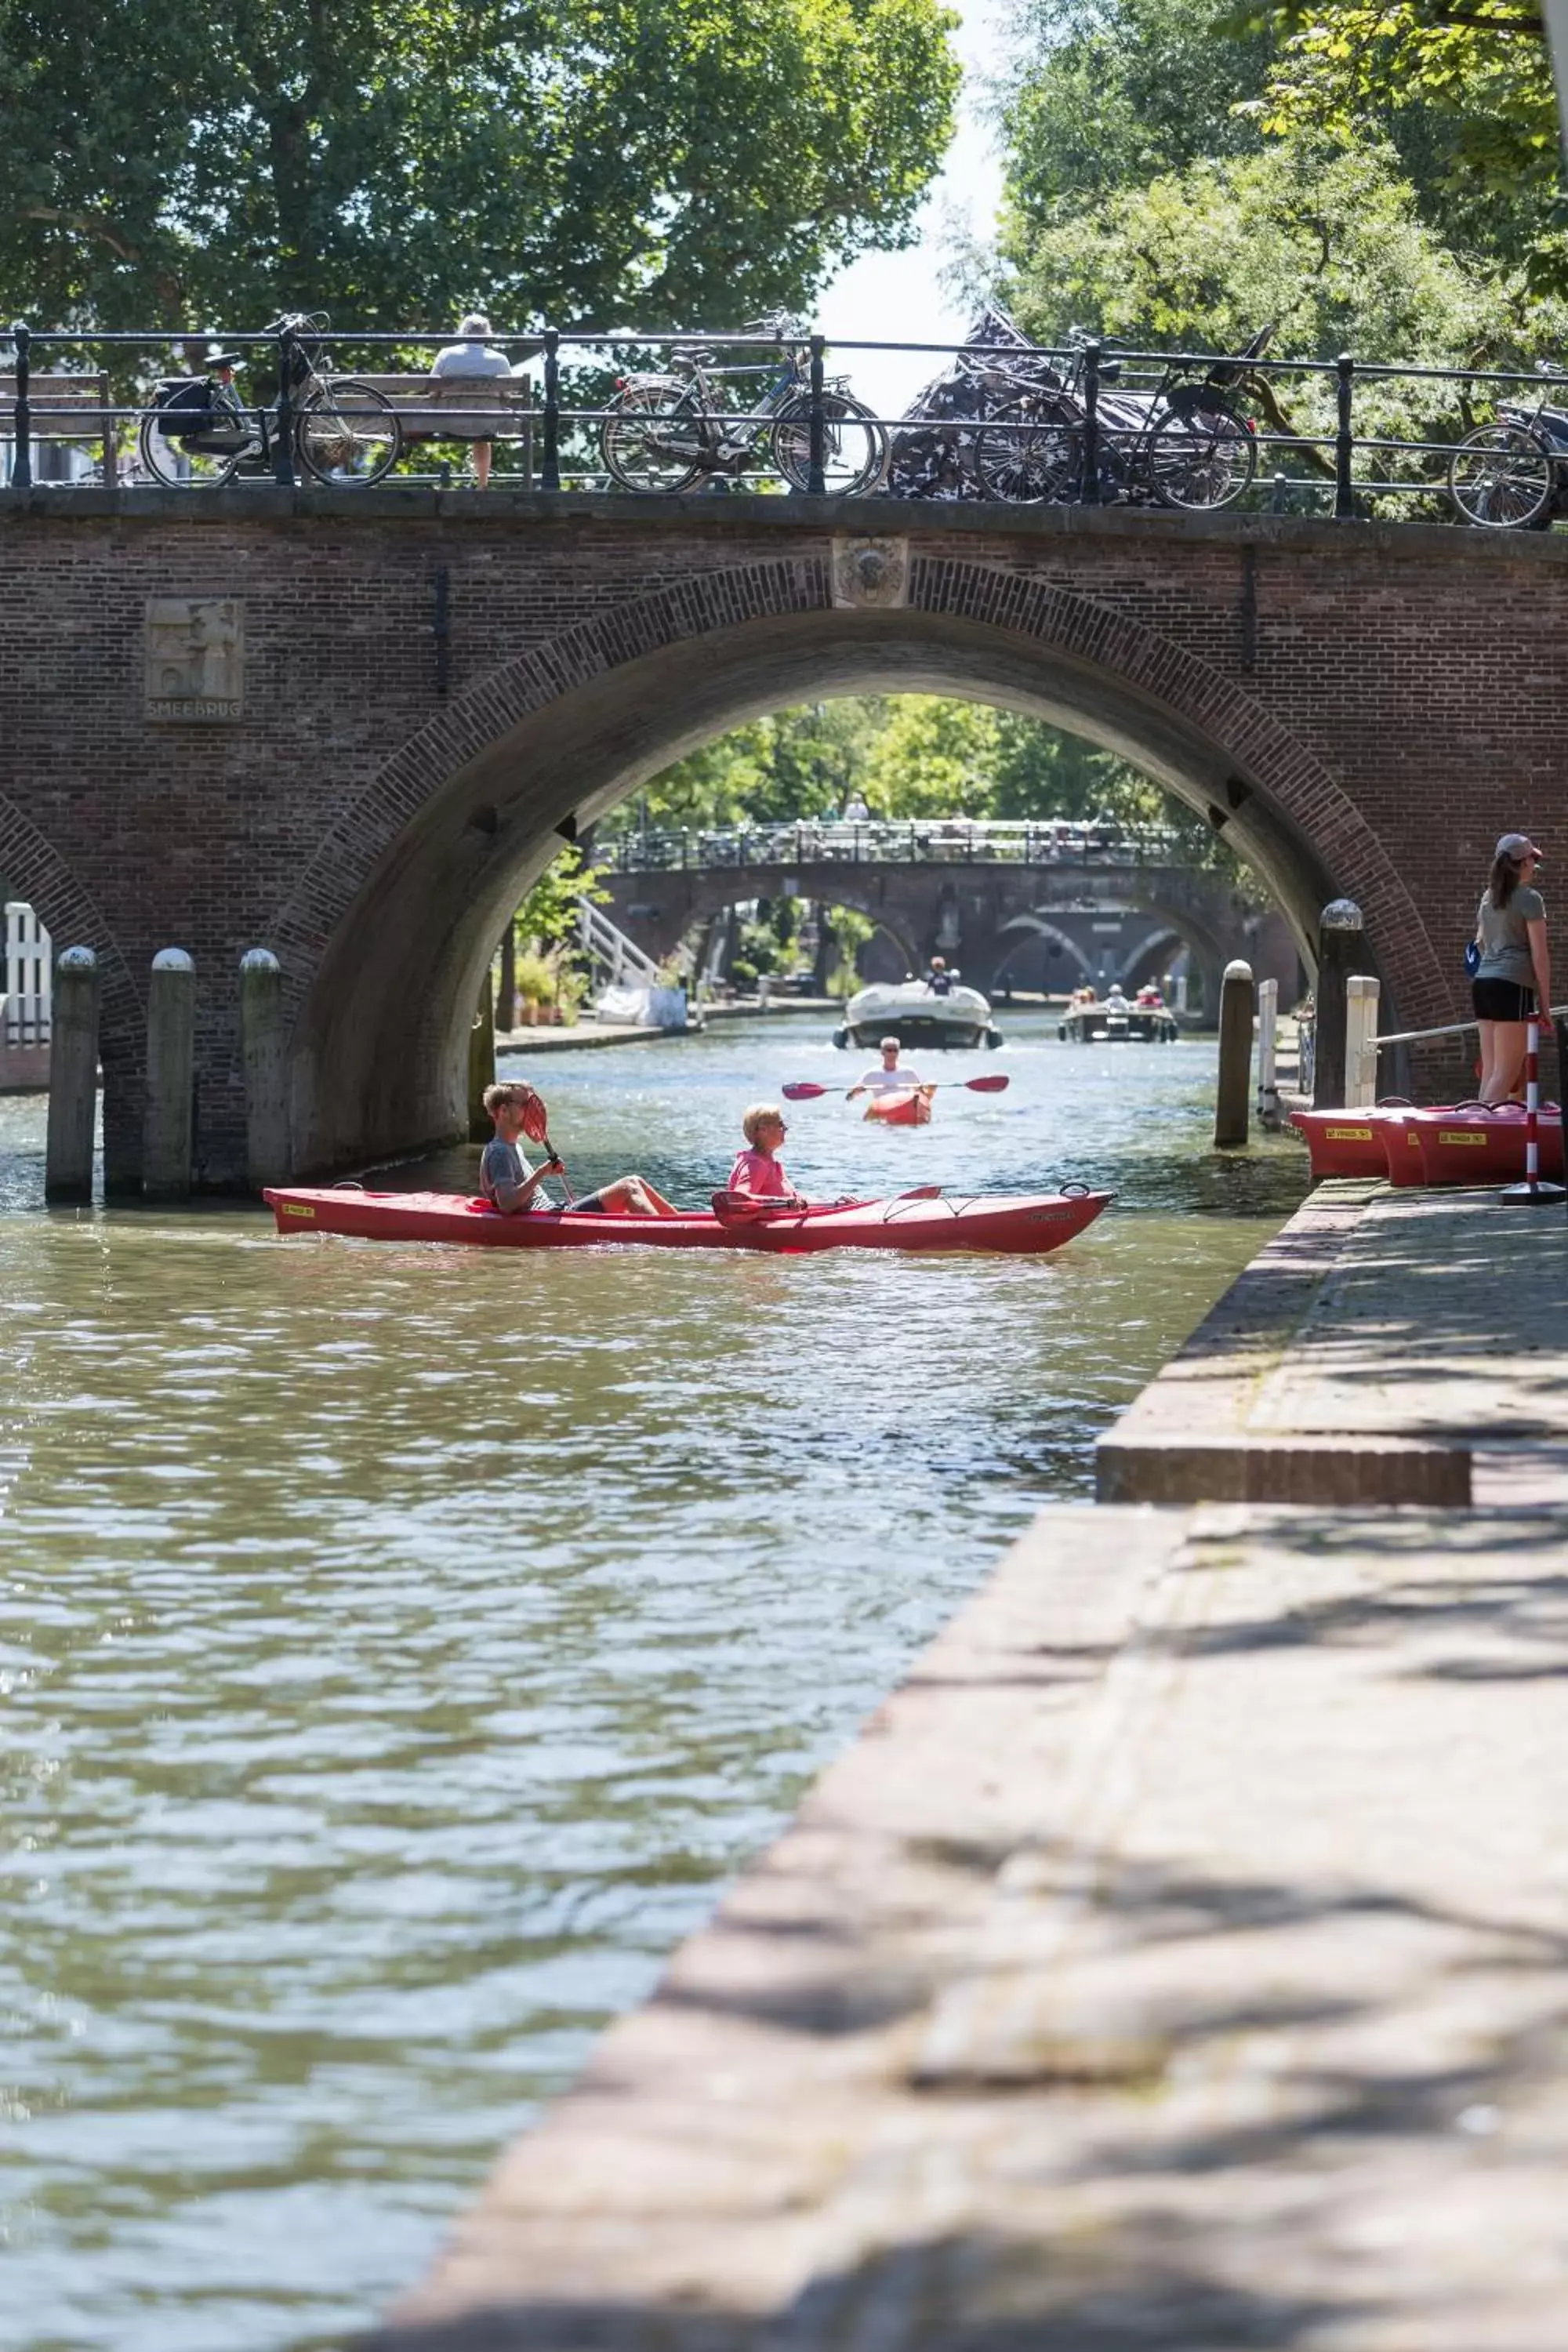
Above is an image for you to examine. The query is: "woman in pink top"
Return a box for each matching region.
[726,1104,806,1204]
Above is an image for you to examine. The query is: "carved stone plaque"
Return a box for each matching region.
[830,535,909,610]
[145,597,245,721]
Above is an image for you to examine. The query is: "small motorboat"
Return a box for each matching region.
[835,978,1000,1051]
[1058,992,1178,1044]
[862,1087,932,1127]
[264,1184,1110,1256]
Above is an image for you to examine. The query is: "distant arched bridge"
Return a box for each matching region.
[597,822,1298,1011]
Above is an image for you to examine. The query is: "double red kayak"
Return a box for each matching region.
[263,1185,1111,1256]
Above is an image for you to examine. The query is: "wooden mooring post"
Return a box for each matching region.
[1214,958,1254,1149]
[43,946,99,1203]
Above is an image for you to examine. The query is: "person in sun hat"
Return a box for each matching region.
[430,311,514,488]
[1472,831,1551,1104]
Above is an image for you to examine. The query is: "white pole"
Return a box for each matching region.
[1256,977,1279,1120]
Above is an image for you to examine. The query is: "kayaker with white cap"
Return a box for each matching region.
[1473,831,1551,1105]
[847,1036,931,1102]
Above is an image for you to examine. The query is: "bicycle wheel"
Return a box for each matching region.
[136,388,249,488]
[601,383,706,493]
[1149,406,1256,510]
[296,381,401,486]
[973,400,1080,503]
[771,391,887,495]
[1448,423,1553,529]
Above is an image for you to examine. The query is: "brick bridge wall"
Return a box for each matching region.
[0,487,1555,1184]
[601,858,1285,1007]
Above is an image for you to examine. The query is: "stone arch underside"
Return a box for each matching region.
[278,556,1443,1173]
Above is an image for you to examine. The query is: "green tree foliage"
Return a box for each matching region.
[0,0,959,329]
[998,0,1276,236]
[513,841,608,950]
[611,702,892,831]
[1004,132,1566,364]
[1254,0,1560,274]
[614,694,1235,863]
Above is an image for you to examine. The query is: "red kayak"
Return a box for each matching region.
[1406,1104,1563,1187]
[1290,1107,1409,1181]
[263,1185,1111,1256]
[863,1087,932,1127]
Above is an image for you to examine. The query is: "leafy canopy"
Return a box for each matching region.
[0,0,960,328]
[611,695,1236,866]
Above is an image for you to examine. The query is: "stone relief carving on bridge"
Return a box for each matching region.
[144,598,245,722]
[830,535,909,610]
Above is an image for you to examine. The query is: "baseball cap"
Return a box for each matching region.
[1497,832,1544,862]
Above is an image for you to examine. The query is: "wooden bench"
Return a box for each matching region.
[1,371,117,485]
[346,373,537,479]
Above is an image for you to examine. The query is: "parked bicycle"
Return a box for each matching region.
[599,314,887,495]
[971,326,1271,511]
[1448,368,1568,529]
[137,314,401,489]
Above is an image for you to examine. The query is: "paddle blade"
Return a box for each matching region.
[782,1081,830,1100]
[964,1073,1010,1093]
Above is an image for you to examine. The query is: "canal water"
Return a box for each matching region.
[0,1014,1307,2350]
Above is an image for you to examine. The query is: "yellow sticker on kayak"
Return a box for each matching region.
[1323,1126,1373,1142]
[1435,1131,1488,1147]
[281,1200,317,1217]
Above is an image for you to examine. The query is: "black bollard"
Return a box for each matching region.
[1312,898,1363,1109]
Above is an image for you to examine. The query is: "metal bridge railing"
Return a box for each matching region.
[600,818,1189,873]
[6,315,1568,522]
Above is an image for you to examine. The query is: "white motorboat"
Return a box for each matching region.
[834,978,1002,1051]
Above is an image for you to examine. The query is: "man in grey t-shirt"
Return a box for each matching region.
[430,312,513,488]
[479,1083,680,1218]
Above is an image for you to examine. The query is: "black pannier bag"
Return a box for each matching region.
[150,377,248,452]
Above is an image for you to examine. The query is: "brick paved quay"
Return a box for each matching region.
[368,1186,1568,2350]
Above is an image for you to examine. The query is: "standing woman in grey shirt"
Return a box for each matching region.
[1472,830,1551,1103]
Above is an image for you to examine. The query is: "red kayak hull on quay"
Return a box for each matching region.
[1289,1107,1410,1181]
[1406,1105,1564,1187]
[863,1087,932,1127]
[263,1185,1112,1256]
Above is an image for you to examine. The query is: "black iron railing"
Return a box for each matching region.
[598,818,1189,871]
[5,315,1568,528]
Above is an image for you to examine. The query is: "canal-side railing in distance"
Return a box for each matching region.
[4,899,52,1045]
[7,316,1568,518]
[599,818,1189,871]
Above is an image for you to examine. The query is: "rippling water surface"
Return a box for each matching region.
[0,1014,1306,2349]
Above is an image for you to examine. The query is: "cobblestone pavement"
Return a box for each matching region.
[369,1187,1568,2350]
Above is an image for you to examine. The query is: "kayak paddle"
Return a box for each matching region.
[782,1074,1010,1101]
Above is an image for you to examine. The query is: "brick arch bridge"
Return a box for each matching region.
[1,488,1548,1184]
[600,858,1271,1010]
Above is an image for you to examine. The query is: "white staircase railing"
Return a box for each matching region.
[5,900,52,1046]
[577,897,659,989]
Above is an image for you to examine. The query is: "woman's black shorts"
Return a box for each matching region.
[1472,977,1536,1022]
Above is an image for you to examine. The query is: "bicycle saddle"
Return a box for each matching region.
[203,351,246,371]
